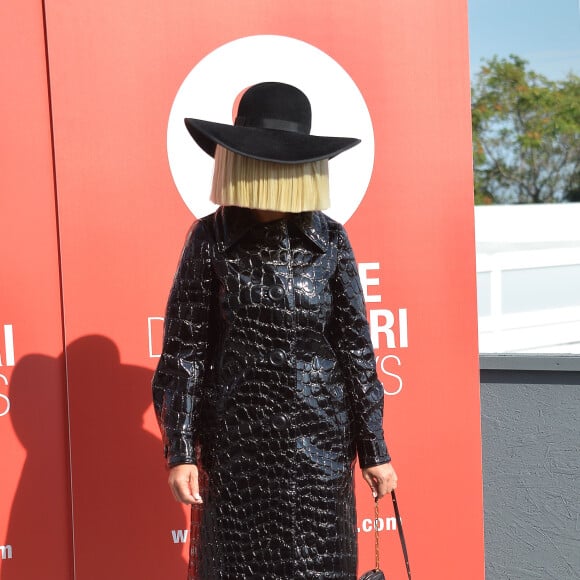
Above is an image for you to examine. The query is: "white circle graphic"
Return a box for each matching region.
[167,35,374,224]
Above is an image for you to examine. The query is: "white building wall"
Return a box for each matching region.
[474,203,580,354]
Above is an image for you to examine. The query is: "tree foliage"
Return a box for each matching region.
[472,55,580,204]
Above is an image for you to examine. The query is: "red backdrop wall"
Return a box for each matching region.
[1,1,483,578]
[0,1,73,578]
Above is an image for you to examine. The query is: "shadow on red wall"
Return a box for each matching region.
[4,336,188,579]
[3,352,72,579]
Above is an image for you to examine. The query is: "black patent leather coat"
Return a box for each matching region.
[152,205,390,579]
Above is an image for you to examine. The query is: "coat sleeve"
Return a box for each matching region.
[151,220,215,468]
[327,223,391,468]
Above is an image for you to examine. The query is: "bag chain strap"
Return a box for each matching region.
[374,495,380,570]
[373,490,412,579]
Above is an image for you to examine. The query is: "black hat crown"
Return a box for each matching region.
[234,82,312,135]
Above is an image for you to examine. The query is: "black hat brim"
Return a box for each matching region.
[184,118,361,164]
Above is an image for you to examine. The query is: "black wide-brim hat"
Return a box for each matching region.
[184,82,361,164]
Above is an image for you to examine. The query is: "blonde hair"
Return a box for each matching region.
[210,145,330,212]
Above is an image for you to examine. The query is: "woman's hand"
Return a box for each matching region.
[168,464,203,505]
[362,462,398,499]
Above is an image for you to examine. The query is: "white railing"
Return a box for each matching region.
[476,247,580,353]
[475,203,580,354]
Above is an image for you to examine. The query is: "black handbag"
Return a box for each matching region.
[358,490,411,580]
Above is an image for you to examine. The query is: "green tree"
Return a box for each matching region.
[472,55,580,204]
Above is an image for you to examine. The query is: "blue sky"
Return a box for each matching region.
[469,0,580,80]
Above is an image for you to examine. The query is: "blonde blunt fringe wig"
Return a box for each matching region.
[210,145,330,212]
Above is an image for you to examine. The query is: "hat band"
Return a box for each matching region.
[234,116,308,134]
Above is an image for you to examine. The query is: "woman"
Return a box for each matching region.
[152,82,397,579]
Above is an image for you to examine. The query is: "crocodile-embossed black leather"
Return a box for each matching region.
[152,205,391,579]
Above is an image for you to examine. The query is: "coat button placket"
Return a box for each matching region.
[280,219,298,572]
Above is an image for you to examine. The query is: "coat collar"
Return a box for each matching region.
[214,205,329,252]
